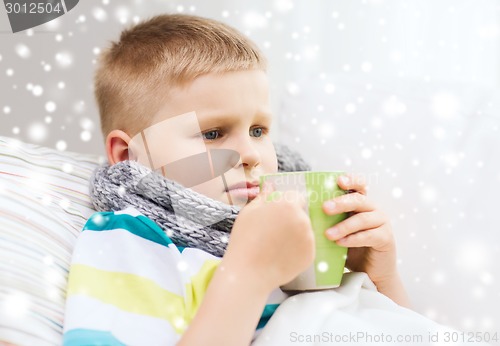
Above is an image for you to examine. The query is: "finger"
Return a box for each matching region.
[337,174,368,195]
[335,226,394,250]
[322,192,375,215]
[324,211,386,240]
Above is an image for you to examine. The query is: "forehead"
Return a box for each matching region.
[151,69,272,126]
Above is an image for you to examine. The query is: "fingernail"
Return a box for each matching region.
[323,201,336,212]
[326,227,340,239]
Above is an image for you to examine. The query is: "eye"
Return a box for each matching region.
[250,127,268,137]
[251,127,264,137]
[202,130,221,141]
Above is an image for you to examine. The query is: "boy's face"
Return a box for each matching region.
[129,69,278,206]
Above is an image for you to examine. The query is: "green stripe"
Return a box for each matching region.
[64,329,126,346]
[83,211,173,247]
[257,303,280,329]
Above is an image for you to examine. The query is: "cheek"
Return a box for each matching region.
[262,142,278,173]
[129,111,208,170]
[189,176,237,205]
[190,176,224,198]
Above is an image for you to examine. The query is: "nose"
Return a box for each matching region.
[233,135,261,170]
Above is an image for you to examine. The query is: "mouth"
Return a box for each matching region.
[225,181,260,200]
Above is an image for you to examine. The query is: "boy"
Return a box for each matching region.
[63,14,410,345]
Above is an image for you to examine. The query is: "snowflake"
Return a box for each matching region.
[324,83,335,94]
[53,140,66,151]
[92,7,108,22]
[117,185,126,197]
[392,187,403,199]
[59,198,71,210]
[286,82,300,95]
[243,12,268,29]
[274,0,294,12]
[40,194,52,206]
[43,255,54,266]
[32,85,43,96]
[480,271,493,285]
[344,102,357,114]
[177,261,188,272]
[15,44,31,59]
[73,100,86,114]
[432,271,446,285]
[318,123,333,138]
[90,214,107,227]
[28,122,48,142]
[80,130,92,142]
[361,61,372,72]
[115,6,130,24]
[431,91,460,119]
[390,50,403,62]
[361,148,372,159]
[62,163,73,173]
[45,101,57,113]
[371,117,382,128]
[80,117,94,130]
[432,127,446,140]
[3,292,30,318]
[55,51,73,68]
[317,261,329,272]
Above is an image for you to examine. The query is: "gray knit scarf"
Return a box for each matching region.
[90,142,311,257]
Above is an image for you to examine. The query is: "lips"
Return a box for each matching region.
[225,181,260,200]
[226,181,260,191]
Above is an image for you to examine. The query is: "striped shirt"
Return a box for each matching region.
[63,207,288,345]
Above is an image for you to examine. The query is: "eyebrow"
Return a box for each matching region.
[197,112,272,127]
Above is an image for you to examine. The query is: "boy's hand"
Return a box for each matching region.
[322,174,397,285]
[180,183,316,346]
[224,182,316,293]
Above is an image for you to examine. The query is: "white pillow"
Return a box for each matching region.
[0,136,103,345]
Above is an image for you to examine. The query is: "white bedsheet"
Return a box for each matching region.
[253,272,491,346]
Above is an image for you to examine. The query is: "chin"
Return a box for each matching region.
[221,194,252,207]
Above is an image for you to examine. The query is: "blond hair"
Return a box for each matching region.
[95,14,267,137]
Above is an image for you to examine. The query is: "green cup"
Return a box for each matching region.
[259,171,348,291]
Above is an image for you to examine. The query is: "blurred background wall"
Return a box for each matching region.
[1,0,499,335]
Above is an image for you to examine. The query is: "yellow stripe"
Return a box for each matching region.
[184,259,220,321]
[67,264,187,333]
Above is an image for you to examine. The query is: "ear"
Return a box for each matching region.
[106,130,132,165]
